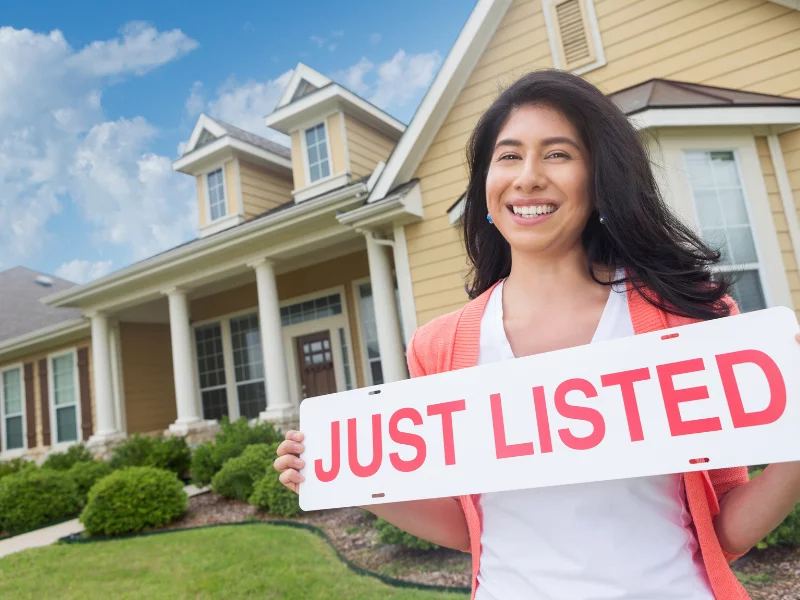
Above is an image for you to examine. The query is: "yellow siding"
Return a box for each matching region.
[327,112,348,176]
[0,338,93,452]
[224,160,238,217]
[780,129,800,311]
[196,174,207,228]
[119,323,177,435]
[344,115,395,180]
[407,0,800,326]
[290,131,305,189]
[239,160,293,220]
[756,136,800,319]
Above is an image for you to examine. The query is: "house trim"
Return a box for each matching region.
[185,114,228,154]
[630,107,800,131]
[0,363,26,457]
[0,319,89,364]
[294,172,351,203]
[767,132,800,281]
[337,181,423,229]
[276,63,333,109]
[174,135,292,173]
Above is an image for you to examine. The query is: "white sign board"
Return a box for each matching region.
[299,307,800,512]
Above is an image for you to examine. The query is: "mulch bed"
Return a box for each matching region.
[164,492,797,596]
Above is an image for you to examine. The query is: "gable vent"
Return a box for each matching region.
[556,1,591,65]
[544,0,605,74]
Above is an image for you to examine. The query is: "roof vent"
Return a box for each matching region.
[35,275,54,287]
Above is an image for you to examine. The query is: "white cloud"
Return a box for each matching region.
[185,81,205,117]
[370,32,382,45]
[310,35,326,48]
[56,259,114,283]
[186,70,293,146]
[332,50,442,113]
[328,43,338,52]
[0,23,198,270]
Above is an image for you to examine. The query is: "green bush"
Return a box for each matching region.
[0,468,82,533]
[68,461,113,505]
[375,518,439,551]
[248,445,300,518]
[109,434,191,478]
[191,418,282,486]
[750,468,800,549]
[42,444,94,471]
[211,444,273,502]
[80,467,187,536]
[0,457,33,481]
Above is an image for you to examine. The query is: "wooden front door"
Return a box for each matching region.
[296,331,337,399]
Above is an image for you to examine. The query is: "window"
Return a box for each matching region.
[684,150,767,313]
[280,294,342,326]
[195,323,228,420]
[543,0,605,74]
[338,328,354,391]
[358,281,405,386]
[1,367,24,451]
[51,353,79,443]
[230,314,267,419]
[305,123,331,183]
[207,168,227,221]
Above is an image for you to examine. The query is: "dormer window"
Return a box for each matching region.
[207,168,227,221]
[305,123,331,183]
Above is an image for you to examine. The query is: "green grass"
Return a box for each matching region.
[0,525,469,600]
[734,570,775,586]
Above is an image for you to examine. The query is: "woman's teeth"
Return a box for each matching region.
[510,204,557,218]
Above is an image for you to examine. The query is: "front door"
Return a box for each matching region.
[296,331,337,399]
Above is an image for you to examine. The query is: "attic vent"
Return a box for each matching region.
[291,80,318,102]
[35,275,53,287]
[545,0,604,74]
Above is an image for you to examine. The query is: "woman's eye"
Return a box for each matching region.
[498,153,518,161]
[547,151,569,159]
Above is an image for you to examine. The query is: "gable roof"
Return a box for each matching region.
[181,114,290,159]
[0,267,82,343]
[276,63,333,110]
[768,0,799,10]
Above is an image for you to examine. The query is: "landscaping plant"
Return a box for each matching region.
[41,443,94,471]
[374,518,439,551]
[68,460,113,505]
[0,467,82,534]
[0,457,32,481]
[211,444,274,502]
[248,444,301,518]
[108,434,191,478]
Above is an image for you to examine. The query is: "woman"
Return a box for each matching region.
[274,70,800,600]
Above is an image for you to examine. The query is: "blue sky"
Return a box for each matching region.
[0,0,475,283]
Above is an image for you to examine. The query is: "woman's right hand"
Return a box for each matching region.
[273,430,306,494]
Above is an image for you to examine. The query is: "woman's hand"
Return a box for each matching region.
[273,430,305,494]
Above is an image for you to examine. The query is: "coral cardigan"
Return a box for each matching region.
[405,282,751,600]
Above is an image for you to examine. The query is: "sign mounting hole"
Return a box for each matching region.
[689,457,710,465]
[661,333,679,340]
[369,390,381,395]
[372,493,385,499]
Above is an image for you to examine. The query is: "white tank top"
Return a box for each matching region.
[474,276,714,600]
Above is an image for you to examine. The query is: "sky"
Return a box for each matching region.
[0,0,475,284]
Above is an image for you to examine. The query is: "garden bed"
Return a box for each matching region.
[732,545,800,600]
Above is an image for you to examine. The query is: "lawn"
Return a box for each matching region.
[0,524,469,600]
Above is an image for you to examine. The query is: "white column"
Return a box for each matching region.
[109,323,127,434]
[392,224,419,346]
[87,313,122,444]
[250,259,294,420]
[365,233,408,383]
[166,289,204,434]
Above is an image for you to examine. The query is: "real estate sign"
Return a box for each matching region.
[298,307,800,512]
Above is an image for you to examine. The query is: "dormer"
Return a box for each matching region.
[173,115,294,237]
[265,63,406,203]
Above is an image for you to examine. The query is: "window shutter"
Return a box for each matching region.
[553,0,595,70]
[38,358,51,446]
[77,348,94,441]
[24,363,36,449]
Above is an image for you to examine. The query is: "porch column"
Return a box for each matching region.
[87,312,122,444]
[250,259,293,420]
[364,233,408,383]
[165,288,204,434]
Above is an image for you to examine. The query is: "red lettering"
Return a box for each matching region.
[389,408,427,473]
[491,393,535,459]
[348,414,382,477]
[315,420,341,483]
[656,358,722,436]
[555,378,605,450]
[427,400,466,466]
[532,386,553,453]
[600,368,651,442]
[716,350,786,428]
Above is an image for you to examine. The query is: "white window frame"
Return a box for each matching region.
[193,321,234,421]
[205,165,228,223]
[301,121,333,186]
[351,277,403,387]
[648,129,793,312]
[0,363,26,456]
[542,0,606,76]
[48,348,82,449]
[227,312,268,420]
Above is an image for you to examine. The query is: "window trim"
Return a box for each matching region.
[205,165,228,223]
[542,0,606,76]
[351,277,404,387]
[301,121,333,186]
[47,348,82,449]
[0,363,26,456]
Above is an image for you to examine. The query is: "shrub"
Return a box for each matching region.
[42,444,94,471]
[80,467,187,536]
[750,468,800,549]
[68,461,113,505]
[249,446,301,518]
[0,457,33,481]
[109,434,191,478]
[0,468,81,533]
[375,518,439,551]
[191,418,282,486]
[212,444,273,502]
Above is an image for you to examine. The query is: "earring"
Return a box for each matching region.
[599,213,606,225]
[487,213,494,225]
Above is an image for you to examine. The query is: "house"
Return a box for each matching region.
[1,0,799,460]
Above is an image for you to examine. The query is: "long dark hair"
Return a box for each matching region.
[462,69,731,320]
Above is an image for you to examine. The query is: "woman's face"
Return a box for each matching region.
[485,104,592,258]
